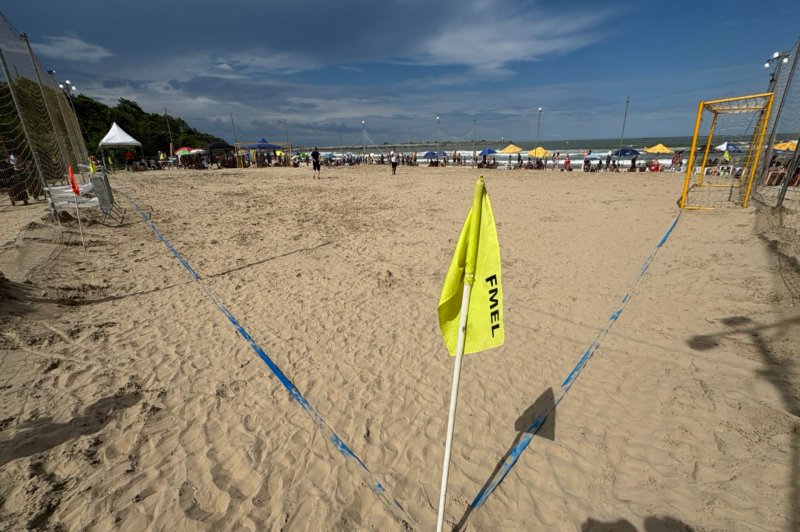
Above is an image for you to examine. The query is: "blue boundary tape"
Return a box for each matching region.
[468,211,682,514]
[117,185,409,524]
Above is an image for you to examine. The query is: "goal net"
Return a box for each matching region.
[680,93,774,209]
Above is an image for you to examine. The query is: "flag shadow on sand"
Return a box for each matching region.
[453,387,555,531]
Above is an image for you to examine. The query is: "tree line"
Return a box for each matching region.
[73,95,223,156]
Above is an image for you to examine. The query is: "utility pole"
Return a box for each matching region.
[437,116,440,160]
[473,117,476,167]
[362,121,365,156]
[535,107,542,155]
[618,95,630,166]
[165,109,174,156]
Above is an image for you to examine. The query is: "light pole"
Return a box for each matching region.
[765,50,790,93]
[361,121,365,157]
[57,77,87,156]
[762,50,793,184]
[535,107,542,157]
[436,116,440,160]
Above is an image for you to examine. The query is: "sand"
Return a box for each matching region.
[0,164,797,531]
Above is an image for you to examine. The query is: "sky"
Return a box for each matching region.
[3,1,800,147]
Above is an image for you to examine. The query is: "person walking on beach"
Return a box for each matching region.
[310,147,321,179]
[390,147,398,175]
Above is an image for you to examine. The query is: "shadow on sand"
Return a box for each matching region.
[0,392,142,469]
[452,387,555,531]
[687,311,799,532]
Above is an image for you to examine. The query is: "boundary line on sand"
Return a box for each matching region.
[466,210,683,519]
[115,183,410,525]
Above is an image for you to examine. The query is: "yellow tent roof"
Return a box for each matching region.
[527,147,550,157]
[643,143,674,154]
[498,144,523,154]
[773,140,797,151]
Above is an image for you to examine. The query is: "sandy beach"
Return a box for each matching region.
[0,165,797,531]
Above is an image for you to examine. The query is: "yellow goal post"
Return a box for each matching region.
[680,93,774,210]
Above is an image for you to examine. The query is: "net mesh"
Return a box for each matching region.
[0,14,87,283]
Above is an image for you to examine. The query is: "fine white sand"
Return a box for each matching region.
[0,165,797,531]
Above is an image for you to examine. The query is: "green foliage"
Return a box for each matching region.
[73,95,223,156]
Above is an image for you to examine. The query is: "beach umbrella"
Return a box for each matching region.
[585,153,601,159]
[276,150,285,156]
[190,149,205,154]
[437,150,447,157]
[498,144,522,154]
[773,140,797,152]
[610,147,640,157]
[478,148,497,156]
[175,148,192,155]
[423,151,438,159]
[714,142,743,153]
[527,147,550,158]
[643,143,674,154]
[323,153,335,159]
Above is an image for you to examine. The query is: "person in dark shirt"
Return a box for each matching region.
[310,147,321,179]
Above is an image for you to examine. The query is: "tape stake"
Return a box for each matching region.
[117,185,409,524]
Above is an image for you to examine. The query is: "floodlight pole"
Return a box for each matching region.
[473,117,476,167]
[230,113,237,147]
[437,116,440,162]
[362,121,365,157]
[775,44,800,206]
[535,108,542,158]
[618,95,629,167]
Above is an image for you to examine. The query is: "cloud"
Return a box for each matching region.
[31,33,113,62]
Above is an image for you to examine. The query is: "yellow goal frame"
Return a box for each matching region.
[680,92,774,209]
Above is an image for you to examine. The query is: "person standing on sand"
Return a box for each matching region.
[310,147,321,179]
[390,147,398,175]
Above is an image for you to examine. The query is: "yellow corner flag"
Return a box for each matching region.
[438,176,503,356]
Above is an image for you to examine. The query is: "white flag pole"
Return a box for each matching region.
[437,177,485,532]
[73,191,86,252]
[436,282,472,532]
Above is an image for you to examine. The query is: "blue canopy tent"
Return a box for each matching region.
[478,148,497,156]
[247,138,283,149]
[610,147,640,157]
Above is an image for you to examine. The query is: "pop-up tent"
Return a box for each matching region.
[99,122,143,171]
[99,122,141,148]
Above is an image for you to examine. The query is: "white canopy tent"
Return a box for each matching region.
[99,122,141,147]
[99,122,143,171]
